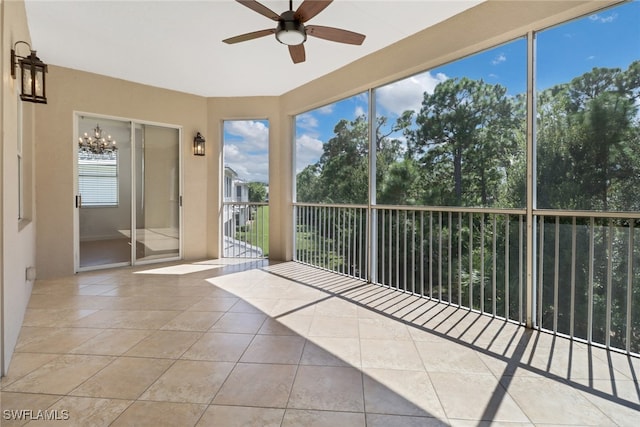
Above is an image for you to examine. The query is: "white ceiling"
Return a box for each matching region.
[24,0,482,97]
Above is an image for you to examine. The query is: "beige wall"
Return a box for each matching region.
[2,0,622,375]
[1,0,38,374]
[206,97,283,259]
[35,66,208,278]
[33,0,620,276]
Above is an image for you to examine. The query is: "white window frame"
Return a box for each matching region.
[17,95,24,220]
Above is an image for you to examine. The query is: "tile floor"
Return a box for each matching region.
[1,259,639,426]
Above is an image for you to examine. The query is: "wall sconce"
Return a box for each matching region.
[11,41,48,104]
[193,132,205,156]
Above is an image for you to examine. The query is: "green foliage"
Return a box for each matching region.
[537,62,640,211]
[296,61,640,211]
[235,206,269,256]
[296,115,404,205]
[412,77,523,207]
[295,60,640,352]
[296,115,369,204]
[247,182,268,203]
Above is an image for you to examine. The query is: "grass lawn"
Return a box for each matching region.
[236,205,269,256]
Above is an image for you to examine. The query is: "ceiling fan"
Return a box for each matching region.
[223,0,366,64]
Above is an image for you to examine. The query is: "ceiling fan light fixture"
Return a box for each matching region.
[225,0,366,63]
[276,11,306,45]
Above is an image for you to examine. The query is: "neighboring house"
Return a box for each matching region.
[223,166,249,204]
[223,166,249,235]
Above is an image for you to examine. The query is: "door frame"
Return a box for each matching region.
[73,111,183,272]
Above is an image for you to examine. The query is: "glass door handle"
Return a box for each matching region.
[75,195,82,208]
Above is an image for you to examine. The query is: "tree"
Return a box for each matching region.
[412,77,523,207]
[248,182,268,203]
[535,62,640,350]
[296,164,321,203]
[537,62,640,211]
[296,114,405,205]
[295,115,369,204]
[295,114,405,273]
[294,62,640,351]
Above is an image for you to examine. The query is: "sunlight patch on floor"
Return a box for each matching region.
[134,264,224,275]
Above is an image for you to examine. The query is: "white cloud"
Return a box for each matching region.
[355,92,369,104]
[589,12,618,23]
[223,120,269,183]
[295,133,324,172]
[296,112,319,134]
[492,53,506,65]
[354,105,365,118]
[223,142,270,183]
[376,70,448,117]
[223,143,242,161]
[318,104,334,114]
[224,120,268,151]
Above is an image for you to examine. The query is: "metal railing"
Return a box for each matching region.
[223,202,268,258]
[294,203,526,323]
[293,203,640,355]
[373,206,526,324]
[294,203,368,280]
[535,211,640,354]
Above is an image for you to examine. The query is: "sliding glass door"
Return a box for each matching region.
[133,123,180,262]
[75,114,181,271]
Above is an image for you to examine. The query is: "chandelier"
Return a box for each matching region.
[78,124,117,156]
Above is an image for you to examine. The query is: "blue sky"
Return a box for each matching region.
[223,120,270,183]
[536,2,640,90]
[225,1,639,184]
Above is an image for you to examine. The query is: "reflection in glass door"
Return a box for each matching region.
[133,124,180,263]
[76,114,181,270]
[77,116,132,269]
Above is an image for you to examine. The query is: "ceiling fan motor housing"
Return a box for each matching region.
[276,10,307,45]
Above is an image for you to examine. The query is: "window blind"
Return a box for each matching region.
[78,157,118,207]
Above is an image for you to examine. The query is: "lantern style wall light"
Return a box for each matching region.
[193,132,206,156]
[11,41,48,104]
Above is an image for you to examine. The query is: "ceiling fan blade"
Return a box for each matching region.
[236,0,280,21]
[294,0,333,23]
[223,29,275,44]
[306,25,366,45]
[289,44,306,64]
